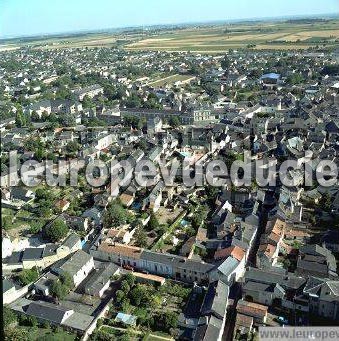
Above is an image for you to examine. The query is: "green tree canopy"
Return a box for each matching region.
[44,219,69,242]
[103,201,133,228]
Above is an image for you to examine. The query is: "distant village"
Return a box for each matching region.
[1,45,339,341]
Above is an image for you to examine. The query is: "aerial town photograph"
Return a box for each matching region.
[1,0,339,340]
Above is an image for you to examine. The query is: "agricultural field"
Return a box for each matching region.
[125,19,339,52]
[1,18,338,52]
[0,31,144,50]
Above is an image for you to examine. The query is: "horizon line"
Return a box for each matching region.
[1,12,338,41]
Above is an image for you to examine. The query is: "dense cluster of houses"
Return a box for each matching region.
[1,45,339,339]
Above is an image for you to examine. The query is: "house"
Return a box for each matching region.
[235,313,254,335]
[148,181,164,212]
[242,267,306,306]
[34,272,59,296]
[303,276,339,320]
[42,243,69,267]
[2,251,23,271]
[73,84,103,101]
[201,315,225,341]
[132,271,166,286]
[236,299,268,324]
[147,116,162,135]
[91,242,214,284]
[25,301,74,324]
[11,298,93,333]
[214,257,241,285]
[199,280,229,341]
[82,207,102,226]
[256,218,285,269]
[62,233,82,253]
[10,187,35,202]
[51,250,94,287]
[322,230,339,253]
[296,244,338,279]
[107,228,135,245]
[2,234,13,259]
[119,191,135,207]
[63,215,89,232]
[201,280,229,320]
[256,243,279,269]
[55,199,70,212]
[3,279,17,304]
[214,245,245,262]
[25,100,51,117]
[148,146,163,162]
[22,248,44,269]
[84,263,119,297]
[242,281,285,306]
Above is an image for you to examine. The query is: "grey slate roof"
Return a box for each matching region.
[84,263,119,294]
[3,279,15,293]
[53,250,92,277]
[42,244,58,257]
[244,267,306,290]
[201,280,229,319]
[22,248,44,261]
[203,315,223,341]
[62,233,81,249]
[25,301,72,324]
[140,250,214,274]
[3,251,23,264]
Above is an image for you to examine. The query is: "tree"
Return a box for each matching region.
[286,73,304,85]
[124,94,141,108]
[60,272,73,289]
[129,284,151,307]
[16,267,39,285]
[4,327,28,341]
[15,111,26,127]
[103,201,132,228]
[148,213,159,231]
[134,228,148,248]
[124,115,142,129]
[35,188,54,202]
[26,316,38,327]
[35,147,46,161]
[221,55,231,70]
[191,206,208,230]
[121,280,130,294]
[41,321,51,329]
[144,93,162,109]
[156,311,178,332]
[124,273,136,287]
[322,193,332,212]
[59,113,76,127]
[50,279,69,300]
[3,306,17,327]
[44,219,69,242]
[137,139,147,151]
[31,111,40,122]
[65,141,79,154]
[116,290,125,303]
[168,116,180,128]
